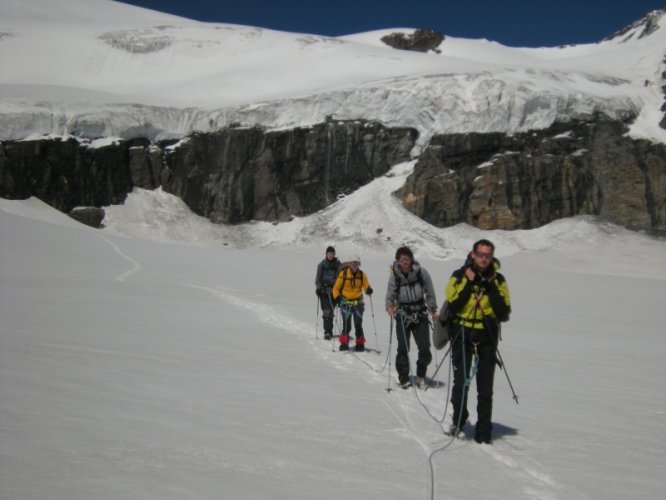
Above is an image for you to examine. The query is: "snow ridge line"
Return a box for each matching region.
[98,235,141,281]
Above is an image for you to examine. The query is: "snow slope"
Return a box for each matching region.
[1,0,665,146]
[2,192,666,500]
[2,4,666,496]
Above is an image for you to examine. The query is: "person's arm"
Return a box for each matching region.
[315,262,323,290]
[420,268,438,311]
[484,273,511,321]
[420,268,439,320]
[331,270,344,301]
[445,271,472,316]
[363,272,373,295]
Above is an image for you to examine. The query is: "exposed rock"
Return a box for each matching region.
[0,120,418,224]
[69,206,105,228]
[161,120,417,223]
[3,116,664,234]
[397,118,666,234]
[128,139,163,189]
[0,137,133,212]
[381,28,444,53]
[604,9,665,42]
[661,54,666,130]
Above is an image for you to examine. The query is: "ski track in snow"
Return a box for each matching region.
[184,277,571,500]
[183,283,313,337]
[476,442,565,499]
[99,235,142,282]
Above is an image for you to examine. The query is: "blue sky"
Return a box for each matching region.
[117,0,665,47]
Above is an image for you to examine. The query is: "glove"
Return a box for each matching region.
[316,287,322,295]
[366,286,373,295]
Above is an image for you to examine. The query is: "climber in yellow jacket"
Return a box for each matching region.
[332,255,373,352]
[445,239,511,444]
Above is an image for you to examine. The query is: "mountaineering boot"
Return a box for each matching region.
[474,431,491,444]
[354,336,366,352]
[474,433,491,444]
[324,332,332,340]
[339,334,349,351]
[416,376,427,388]
[448,421,466,437]
[474,422,492,444]
[399,375,411,389]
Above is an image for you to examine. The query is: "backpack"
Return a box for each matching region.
[392,264,425,305]
[336,263,364,294]
[432,300,451,350]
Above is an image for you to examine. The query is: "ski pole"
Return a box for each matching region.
[368,295,381,355]
[315,293,320,339]
[496,347,519,405]
[326,292,340,351]
[386,317,394,392]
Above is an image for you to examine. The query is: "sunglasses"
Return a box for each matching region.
[474,251,493,259]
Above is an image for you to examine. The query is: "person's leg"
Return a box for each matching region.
[339,304,351,351]
[474,339,497,443]
[450,327,472,431]
[321,293,334,339]
[413,318,432,379]
[395,314,411,385]
[353,305,365,351]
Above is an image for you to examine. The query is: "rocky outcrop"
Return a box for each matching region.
[157,121,416,223]
[661,55,666,130]
[0,120,418,224]
[68,207,105,228]
[381,29,444,53]
[3,116,664,234]
[0,138,136,212]
[397,118,666,234]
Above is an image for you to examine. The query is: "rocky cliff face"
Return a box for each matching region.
[380,28,445,53]
[661,53,666,130]
[397,118,666,234]
[150,120,416,223]
[0,120,417,224]
[2,116,664,234]
[0,137,137,212]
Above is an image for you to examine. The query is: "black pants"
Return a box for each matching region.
[395,313,432,382]
[340,302,364,339]
[450,324,497,438]
[319,291,335,334]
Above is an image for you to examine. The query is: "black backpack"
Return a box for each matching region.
[433,300,451,350]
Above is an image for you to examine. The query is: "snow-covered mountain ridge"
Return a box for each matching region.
[1,0,665,146]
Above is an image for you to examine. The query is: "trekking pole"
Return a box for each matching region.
[386,317,394,392]
[496,347,519,405]
[315,294,320,339]
[369,295,381,355]
[329,295,341,352]
[478,313,518,405]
